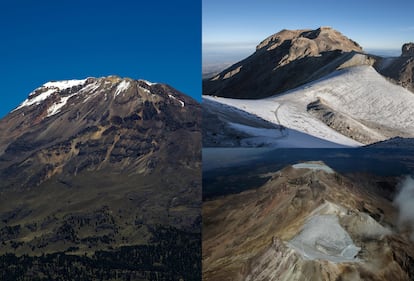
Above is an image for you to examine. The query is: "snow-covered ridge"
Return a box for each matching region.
[42,79,88,92]
[288,201,390,263]
[12,77,164,116]
[204,65,414,147]
[15,79,89,112]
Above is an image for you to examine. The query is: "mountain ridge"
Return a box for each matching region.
[203,162,414,281]
[203,27,414,99]
[202,27,414,147]
[0,76,201,279]
[203,26,367,99]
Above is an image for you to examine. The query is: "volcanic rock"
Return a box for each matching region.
[203,27,367,99]
[402,42,414,57]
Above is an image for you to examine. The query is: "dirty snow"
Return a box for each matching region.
[287,201,391,263]
[138,85,151,94]
[288,202,361,263]
[47,95,78,117]
[289,214,361,262]
[204,65,414,147]
[15,88,57,110]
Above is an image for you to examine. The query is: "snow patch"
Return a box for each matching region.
[14,79,88,111]
[288,202,361,263]
[168,94,185,107]
[292,162,334,173]
[114,80,130,97]
[15,88,57,110]
[43,79,87,91]
[287,201,391,263]
[139,79,157,86]
[47,95,73,117]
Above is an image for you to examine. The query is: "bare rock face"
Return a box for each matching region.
[257,27,362,66]
[402,42,414,57]
[204,27,366,99]
[374,43,414,93]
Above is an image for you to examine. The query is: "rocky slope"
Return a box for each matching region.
[203,163,414,281]
[203,27,369,99]
[0,77,201,280]
[374,42,414,93]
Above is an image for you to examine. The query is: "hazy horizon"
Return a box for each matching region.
[203,0,414,75]
[203,41,401,76]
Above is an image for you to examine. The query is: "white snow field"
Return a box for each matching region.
[204,65,414,147]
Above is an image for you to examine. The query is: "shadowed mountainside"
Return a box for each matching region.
[203,27,367,99]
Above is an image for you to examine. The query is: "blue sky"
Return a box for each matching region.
[203,0,414,63]
[1,0,200,117]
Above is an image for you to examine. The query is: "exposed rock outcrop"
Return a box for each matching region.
[204,27,369,99]
[374,43,414,93]
[402,42,414,57]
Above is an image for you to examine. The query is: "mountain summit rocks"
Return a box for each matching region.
[204,27,366,99]
[402,42,414,57]
[256,26,362,65]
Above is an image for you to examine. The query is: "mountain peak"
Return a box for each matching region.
[256,27,362,56]
[402,42,414,57]
[1,75,199,187]
[204,27,366,99]
[13,76,161,116]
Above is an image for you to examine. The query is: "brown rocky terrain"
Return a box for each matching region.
[203,27,369,99]
[0,77,201,280]
[203,163,414,281]
[203,27,414,100]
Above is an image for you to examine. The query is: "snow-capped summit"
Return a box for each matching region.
[13,76,188,120]
[0,76,200,188]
